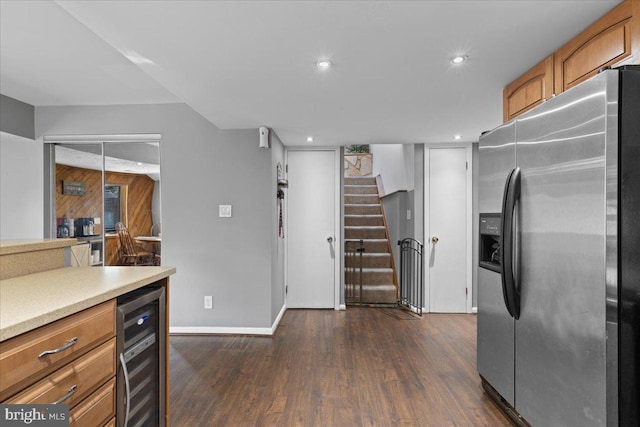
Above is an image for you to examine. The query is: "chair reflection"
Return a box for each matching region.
[115,222,158,266]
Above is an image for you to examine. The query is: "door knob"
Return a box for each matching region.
[327,236,333,243]
[432,236,439,243]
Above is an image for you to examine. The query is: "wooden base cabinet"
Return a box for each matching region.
[0,301,116,426]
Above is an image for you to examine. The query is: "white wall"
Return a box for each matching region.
[0,132,43,239]
[35,103,284,331]
[371,144,414,194]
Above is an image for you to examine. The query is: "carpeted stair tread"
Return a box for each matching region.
[344,185,378,195]
[345,194,379,204]
[345,204,382,215]
[345,252,391,268]
[344,177,377,185]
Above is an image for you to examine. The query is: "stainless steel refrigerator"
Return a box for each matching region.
[478,66,639,427]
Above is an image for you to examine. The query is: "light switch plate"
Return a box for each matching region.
[219,205,232,218]
[406,210,412,220]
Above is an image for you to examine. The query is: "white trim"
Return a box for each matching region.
[170,326,273,336]
[170,304,287,336]
[472,306,478,314]
[338,304,346,311]
[333,148,341,310]
[424,143,473,314]
[271,303,287,334]
[43,133,161,143]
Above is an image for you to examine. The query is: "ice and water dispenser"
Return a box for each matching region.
[479,213,501,273]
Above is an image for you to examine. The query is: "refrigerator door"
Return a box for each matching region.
[514,73,609,426]
[477,121,516,406]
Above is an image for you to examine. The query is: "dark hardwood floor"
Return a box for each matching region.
[169,308,512,426]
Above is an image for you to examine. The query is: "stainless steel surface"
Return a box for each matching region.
[116,286,166,427]
[478,122,516,406]
[603,70,619,427]
[431,236,439,243]
[38,336,78,358]
[478,268,515,405]
[120,353,131,427]
[514,73,608,426]
[479,121,516,214]
[52,384,77,405]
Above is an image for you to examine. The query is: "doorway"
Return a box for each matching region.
[286,149,340,308]
[425,145,472,313]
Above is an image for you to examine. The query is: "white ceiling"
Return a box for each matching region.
[0,1,622,146]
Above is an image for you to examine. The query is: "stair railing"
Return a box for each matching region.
[345,239,365,304]
[375,175,399,298]
[398,238,424,315]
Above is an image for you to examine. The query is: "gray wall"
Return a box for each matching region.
[0,133,43,239]
[270,132,285,322]
[1,94,34,139]
[381,191,413,273]
[35,103,284,329]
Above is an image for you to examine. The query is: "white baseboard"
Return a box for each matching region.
[271,303,287,334]
[472,306,478,314]
[170,304,287,337]
[338,304,346,311]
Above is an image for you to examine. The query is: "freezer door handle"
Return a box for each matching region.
[500,167,521,319]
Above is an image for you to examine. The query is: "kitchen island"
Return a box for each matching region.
[0,240,175,426]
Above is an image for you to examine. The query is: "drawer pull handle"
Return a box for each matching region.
[52,384,77,404]
[38,337,78,359]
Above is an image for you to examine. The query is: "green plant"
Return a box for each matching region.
[345,144,370,153]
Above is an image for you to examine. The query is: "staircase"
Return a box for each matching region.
[344,176,397,304]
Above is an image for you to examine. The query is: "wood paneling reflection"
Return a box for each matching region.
[56,165,155,265]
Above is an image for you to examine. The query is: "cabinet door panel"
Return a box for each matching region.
[0,300,115,401]
[70,378,115,427]
[503,56,553,122]
[5,338,115,407]
[555,0,638,92]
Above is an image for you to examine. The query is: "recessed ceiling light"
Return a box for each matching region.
[451,55,467,64]
[316,60,332,69]
[306,136,314,143]
[454,135,462,140]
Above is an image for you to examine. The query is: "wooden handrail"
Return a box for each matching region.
[375,175,399,298]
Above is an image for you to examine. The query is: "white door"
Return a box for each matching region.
[428,147,469,312]
[286,150,336,308]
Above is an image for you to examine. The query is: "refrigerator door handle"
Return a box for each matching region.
[500,167,521,319]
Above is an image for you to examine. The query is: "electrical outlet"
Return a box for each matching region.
[94,217,101,225]
[204,295,213,309]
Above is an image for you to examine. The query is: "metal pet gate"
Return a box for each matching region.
[397,238,424,315]
[345,239,365,304]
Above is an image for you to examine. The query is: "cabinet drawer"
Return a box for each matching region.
[0,300,115,400]
[70,377,115,427]
[104,417,116,427]
[5,338,115,407]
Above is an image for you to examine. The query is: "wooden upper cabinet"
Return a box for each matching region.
[554,0,640,93]
[503,55,554,122]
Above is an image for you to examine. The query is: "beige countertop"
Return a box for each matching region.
[0,238,79,255]
[0,266,176,342]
